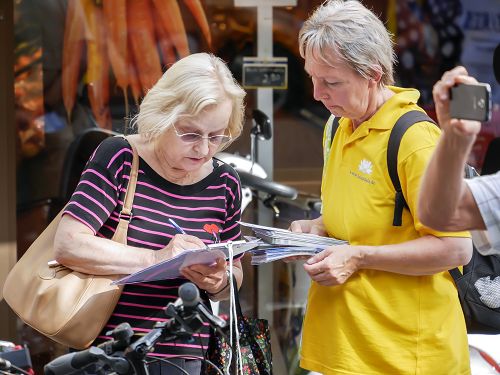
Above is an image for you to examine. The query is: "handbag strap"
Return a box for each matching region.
[230,275,244,318]
[111,137,139,243]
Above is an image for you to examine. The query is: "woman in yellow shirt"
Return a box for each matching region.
[291,1,472,374]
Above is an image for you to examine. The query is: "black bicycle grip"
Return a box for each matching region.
[44,346,103,375]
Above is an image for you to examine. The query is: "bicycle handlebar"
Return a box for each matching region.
[44,283,226,375]
[238,170,298,199]
[44,347,130,375]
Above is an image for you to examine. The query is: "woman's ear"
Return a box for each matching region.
[369,65,383,86]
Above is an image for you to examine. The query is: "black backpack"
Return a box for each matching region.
[329,110,500,333]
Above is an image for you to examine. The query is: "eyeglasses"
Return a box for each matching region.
[172,124,232,146]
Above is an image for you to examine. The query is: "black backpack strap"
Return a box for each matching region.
[329,116,341,146]
[387,111,437,226]
[449,267,463,281]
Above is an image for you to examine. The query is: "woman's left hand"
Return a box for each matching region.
[181,258,228,295]
[303,245,363,286]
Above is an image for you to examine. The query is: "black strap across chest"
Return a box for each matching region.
[329,110,437,226]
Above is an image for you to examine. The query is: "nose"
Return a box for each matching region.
[312,81,328,102]
[194,137,210,155]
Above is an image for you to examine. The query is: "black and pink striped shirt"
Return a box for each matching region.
[63,136,242,358]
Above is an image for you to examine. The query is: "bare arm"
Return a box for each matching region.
[54,215,208,275]
[419,133,485,231]
[304,235,472,286]
[418,66,486,231]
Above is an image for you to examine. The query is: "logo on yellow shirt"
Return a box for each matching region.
[358,159,373,175]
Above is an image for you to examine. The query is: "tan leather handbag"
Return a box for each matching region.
[3,140,139,349]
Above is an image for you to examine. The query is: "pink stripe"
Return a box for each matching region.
[206,183,226,190]
[220,172,240,185]
[95,333,207,345]
[156,333,209,339]
[117,301,165,310]
[104,324,151,333]
[127,236,164,249]
[225,185,236,201]
[77,180,117,205]
[110,200,227,226]
[82,168,117,191]
[72,191,112,217]
[126,220,215,244]
[226,209,241,222]
[122,291,178,299]
[157,342,208,349]
[128,192,226,213]
[101,327,209,339]
[107,147,132,169]
[105,217,172,248]
[114,161,146,179]
[66,201,104,226]
[108,214,120,221]
[147,353,204,359]
[128,223,175,239]
[62,211,97,235]
[97,335,113,341]
[114,163,125,179]
[133,205,225,224]
[131,215,210,234]
[135,282,181,290]
[89,146,99,162]
[103,224,115,232]
[112,313,168,322]
[220,172,241,200]
[137,180,226,201]
[226,232,242,242]
[206,183,237,203]
[222,221,239,233]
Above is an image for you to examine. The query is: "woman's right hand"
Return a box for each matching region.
[289,218,326,236]
[286,218,327,262]
[432,66,481,138]
[154,234,207,264]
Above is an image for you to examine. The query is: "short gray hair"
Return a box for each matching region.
[135,53,246,148]
[299,0,396,86]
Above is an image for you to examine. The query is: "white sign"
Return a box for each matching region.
[242,57,288,89]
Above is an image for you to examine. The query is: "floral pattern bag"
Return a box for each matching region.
[204,278,273,375]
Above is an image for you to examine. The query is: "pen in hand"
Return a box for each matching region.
[169,218,186,234]
[169,218,210,249]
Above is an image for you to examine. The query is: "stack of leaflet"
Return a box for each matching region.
[249,245,322,265]
[239,222,348,265]
[112,239,261,285]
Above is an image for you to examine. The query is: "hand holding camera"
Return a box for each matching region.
[432,66,491,139]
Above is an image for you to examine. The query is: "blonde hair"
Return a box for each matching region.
[135,53,246,148]
[299,0,396,86]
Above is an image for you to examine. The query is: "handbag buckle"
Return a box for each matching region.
[118,210,133,222]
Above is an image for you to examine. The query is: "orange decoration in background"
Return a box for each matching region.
[60,0,212,129]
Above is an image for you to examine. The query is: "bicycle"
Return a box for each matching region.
[44,283,227,375]
[0,340,34,375]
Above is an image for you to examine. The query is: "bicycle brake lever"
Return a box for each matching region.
[93,351,130,375]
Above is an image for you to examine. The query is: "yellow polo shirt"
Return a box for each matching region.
[300,87,470,375]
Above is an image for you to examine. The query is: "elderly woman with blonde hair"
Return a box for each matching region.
[54,53,246,374]
[290,1,472,374]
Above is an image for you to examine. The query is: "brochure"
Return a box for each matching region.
[239,221,347,247]
[240,222,348,264]
[112,240,260,285]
